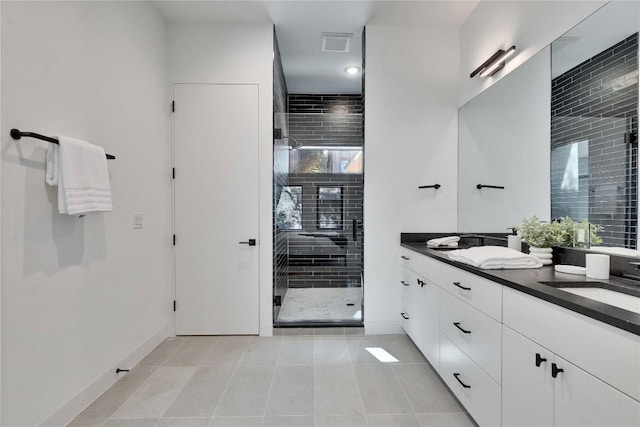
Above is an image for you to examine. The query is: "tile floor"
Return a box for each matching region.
[277,288,363,323]
[68,330,474,427]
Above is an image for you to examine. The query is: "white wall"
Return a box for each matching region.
[1,2,172,425]
[167,23,274,336]
[364,25,460,334]
[459,0,607,106]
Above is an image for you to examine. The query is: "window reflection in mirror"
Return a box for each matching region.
[551,1,639,250]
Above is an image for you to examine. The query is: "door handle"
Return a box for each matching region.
[239,239,256,246]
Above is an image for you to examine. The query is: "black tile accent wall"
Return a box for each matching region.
[551,33,638,248]
[285,94,364,288]
[273,30,289,319]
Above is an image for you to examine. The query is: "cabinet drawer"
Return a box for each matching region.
[400,266,412,300]
[400,248,418,272]
[440,291,502,384]
[440,332,501,427]
[504,288,640,402]
[422,256,502,321]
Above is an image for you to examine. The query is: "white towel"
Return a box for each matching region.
[427,236,460,247]
[46,136,113,215]
[447,246,542,269]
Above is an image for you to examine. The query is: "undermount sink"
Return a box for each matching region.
[539,281,640,314]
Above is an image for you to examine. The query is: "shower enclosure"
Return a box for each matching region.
[273,95,364,326]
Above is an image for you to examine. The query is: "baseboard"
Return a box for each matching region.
[39,322,172,427]
[364,320,403,335]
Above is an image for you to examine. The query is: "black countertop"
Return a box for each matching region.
[401,241,640,337]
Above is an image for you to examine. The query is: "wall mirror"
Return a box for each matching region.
[458,0,639,256]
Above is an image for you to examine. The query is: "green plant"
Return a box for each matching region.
[556,216,603,247]
[519,216,565,248]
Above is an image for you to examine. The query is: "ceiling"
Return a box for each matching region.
[153,1,479,94]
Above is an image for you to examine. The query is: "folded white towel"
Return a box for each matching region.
[46,136,113,215]
[447,246,542,269]
[427,236,460,247]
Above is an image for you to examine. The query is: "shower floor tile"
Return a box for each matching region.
[277,288,362,323]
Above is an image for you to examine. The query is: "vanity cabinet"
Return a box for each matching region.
[400,245,640,427]
[503,325,640,427]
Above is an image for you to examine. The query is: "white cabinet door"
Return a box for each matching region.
[554,355,640,427]
[174,84,260,335]
[416,274,440,370]
[502,326,554,427]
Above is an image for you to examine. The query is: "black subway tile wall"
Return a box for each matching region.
[551,33,638,248]
[286,94,364,289]
[273,31,289,318]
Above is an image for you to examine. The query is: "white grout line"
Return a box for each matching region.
[207,337,252,426]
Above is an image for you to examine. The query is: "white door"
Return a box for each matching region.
[174,84,259,335]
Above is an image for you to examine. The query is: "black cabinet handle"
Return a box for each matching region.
[417,278,426,287]
[476,184,505,190]
[453,322,471,334]
[401,281,410,287]
[400,312,409,320]
[418,184,441,189]
[551,363,564,378]
[239,239,256,246]
[401,256,410,260]
[453,282,471,291]
[453,373,471,389]
[535,353,547,367]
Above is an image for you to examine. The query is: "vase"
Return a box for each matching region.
[529,246,553,265]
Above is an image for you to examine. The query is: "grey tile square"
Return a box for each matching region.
[239,337,282,366]
[111,366,196,419]
[208,416,263,426]
[281,328,314,336]
[354,364,413,414]
[347,336,384,364]
[367,414,421,427]
[102,420,157,427]
[277,338,314,365]
[417,412,474,427]
[376,334,426,363]
[393,364,463,413]
[314,338,351,365]
[156,418,210,427]
[66,419,106,427]
[315,327,345,336]
[314,364,365,416]
[315,415,368,427]
[163,366,235,417]
[164,337,216,366]
[344,327,365,336]
[265,365,314,416]
[262,415,314,426]
[76,366,158,419]
[138,338,186,367]
[202,336,251,367]
[215,365,274,416]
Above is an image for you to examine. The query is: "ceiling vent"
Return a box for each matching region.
[321,32,353,53]
[552,36,580,54]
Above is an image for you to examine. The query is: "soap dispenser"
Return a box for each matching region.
[507,227,521,252]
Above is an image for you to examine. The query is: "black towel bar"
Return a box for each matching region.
[10,128,116,159]
[476,184,504,190]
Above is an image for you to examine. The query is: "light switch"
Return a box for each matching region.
[133,212,143,229]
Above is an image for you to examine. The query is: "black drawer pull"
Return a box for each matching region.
[453,322,471,334]
[453,373,471,389]
[453,282,471,291]
[400,312,409,320]
[535,353,547,367]
[239,239,256,246]
[551,363,564,378]
[417,278,426,287]
[401,256,410,260]
[401,281,410,287]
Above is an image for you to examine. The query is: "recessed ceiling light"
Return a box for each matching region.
[345,66,361,75]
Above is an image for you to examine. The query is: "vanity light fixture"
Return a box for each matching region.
[345,66,361,75]
[470,46,516,78]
